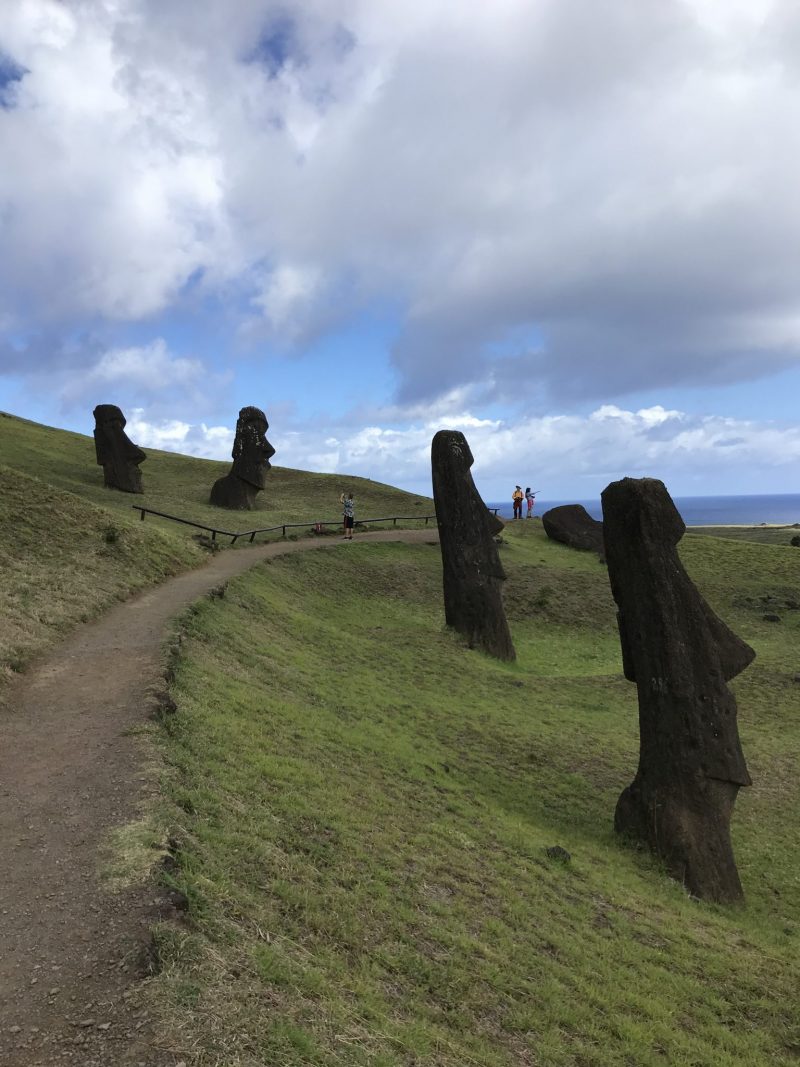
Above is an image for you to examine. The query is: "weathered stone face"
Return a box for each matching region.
[210,406,275,509]
[542,504,604,559]
[93,404,146,494]
[231,406,275,490]
[431,429,515,661]
[602,476,754,903]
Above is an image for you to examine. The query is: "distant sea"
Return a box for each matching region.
[486,494,800,527]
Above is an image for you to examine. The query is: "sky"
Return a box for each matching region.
[1,0,800,501]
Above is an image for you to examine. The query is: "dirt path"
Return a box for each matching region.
[0,530,438,1066]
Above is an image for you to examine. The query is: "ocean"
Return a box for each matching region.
[486,494,800,527]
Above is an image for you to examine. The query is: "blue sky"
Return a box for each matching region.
[1,0,800,501]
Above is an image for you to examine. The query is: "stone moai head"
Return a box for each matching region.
[210,405,275,509]
[431,429,514,660]
[601,476,754,903]
[231,406,275,490]
[432,430,505,544]
[93,404,146,494]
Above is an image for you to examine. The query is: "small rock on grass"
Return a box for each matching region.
[545,845,571,863]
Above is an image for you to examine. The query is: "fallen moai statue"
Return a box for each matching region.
[93,404,146,493]
[542,504,604,558]
[602,476,754,903]
[211,406,276,510]
[431,429,515,661]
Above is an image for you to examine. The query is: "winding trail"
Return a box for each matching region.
[0,530,438,1067]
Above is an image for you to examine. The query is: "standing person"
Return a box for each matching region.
[512,485,524,519]
[525,487,536,518]
[342,492,355,539]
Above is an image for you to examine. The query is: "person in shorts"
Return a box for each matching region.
[525,487,536,517]
[342,492,355,539]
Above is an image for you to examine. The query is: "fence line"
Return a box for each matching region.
[131,505,432,545]
[132,504,500,545]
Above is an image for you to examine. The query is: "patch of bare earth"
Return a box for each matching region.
[0,530,437,1066]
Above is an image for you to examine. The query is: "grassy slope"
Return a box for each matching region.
[691,527,800,546]
[0,411,432,685]
[0,464,204,685]
[0,410,432,532]
[151,522,800,1067]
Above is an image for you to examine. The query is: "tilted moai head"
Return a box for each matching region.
[431,429,514,660]
[602,476,754,903]
[231,406,275,489]
[542,504,605,560]
[210,406,275,510]
[93,404,146,494]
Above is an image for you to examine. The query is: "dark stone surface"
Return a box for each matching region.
[602,476,755,904]
[763,614,781,623]
[210,406,275,510]
[431,430,515,661]
[93,404,146,493]
[542,504,604,558]
[545,846,572,863]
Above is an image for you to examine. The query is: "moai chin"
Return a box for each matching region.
[210,406,275,509]
[431,429,515,661]
[93,404,146,494]
[601,476,754,903]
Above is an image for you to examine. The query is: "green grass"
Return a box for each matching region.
[0,410,432,533]
[150,521,800,1066]
[0,410,432,686]
[0,463,204,685]
[691,526,800,546]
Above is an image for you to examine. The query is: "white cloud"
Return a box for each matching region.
[136,402,800,498]
[250,263,324,336]
[63,339,201,397]
[126,410,234,459]
[5,336,234,418]
[1,0,800,408]
[53,338,231,413]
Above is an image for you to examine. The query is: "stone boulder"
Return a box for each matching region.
[542,504,604,558]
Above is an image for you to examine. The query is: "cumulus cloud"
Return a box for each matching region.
[126,409,234,459]
[2,0,800,408]
[3,335,233,419]
[59,339,206,404]
[133,402,800,498]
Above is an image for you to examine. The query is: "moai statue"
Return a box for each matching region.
[93,404,146,493]
[542,504,605,560]
[601,477,754,903]
[431,429,515,661]
[210,406,275,509]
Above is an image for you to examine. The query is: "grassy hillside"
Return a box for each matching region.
[691,525,800,546]
[148,522,800,1066]
[0,411,432,686]
[0,410,432,533]
[0,463,205,687]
